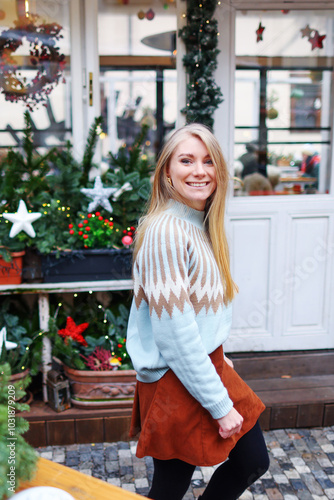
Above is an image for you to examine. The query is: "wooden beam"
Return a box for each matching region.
[100,55,176,68]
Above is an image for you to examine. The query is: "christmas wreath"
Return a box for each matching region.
[0,14,66,110]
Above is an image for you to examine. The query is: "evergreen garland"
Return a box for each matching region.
[179,0,223,129]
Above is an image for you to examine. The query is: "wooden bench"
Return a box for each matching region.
[16,457,143,499]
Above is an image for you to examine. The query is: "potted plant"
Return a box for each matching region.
[48,297,136,409]
[41,209,135,282]
[0,363,38,498]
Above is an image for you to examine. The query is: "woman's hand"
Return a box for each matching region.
[217,408,244,439]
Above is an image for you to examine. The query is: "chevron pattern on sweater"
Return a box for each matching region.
[133,210,225,319]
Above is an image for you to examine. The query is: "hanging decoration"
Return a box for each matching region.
[3,199,42,238]
[256,22,265,42]
[179,0,223,128]
[0,14,66,110]
[309,31,326,50]
[137,8,155,20]
[300,25,326,50]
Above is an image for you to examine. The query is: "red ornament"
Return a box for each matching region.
[256,22,265,42]
[87,213,92,218]
[58,317,89,346]
[68,223,73,229]
[78,223,83,228]
[95,212,101,216]
[122,235,133,247]
[146,8,155,21]
[69,229,74,235]
[78,231,83,236]
[309,31,326,50]
[85,226,91,231]
[83,234,88,239]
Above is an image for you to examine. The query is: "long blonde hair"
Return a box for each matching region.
[134,123,238,303]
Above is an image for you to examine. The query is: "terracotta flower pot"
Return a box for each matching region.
[10,368,33,405]
[0,251,25,284]
[63,365,137,409]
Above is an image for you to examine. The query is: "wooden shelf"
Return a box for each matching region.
[0,280,133,295]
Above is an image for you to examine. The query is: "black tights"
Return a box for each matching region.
[147,421,269,500]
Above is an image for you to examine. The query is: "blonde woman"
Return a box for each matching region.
[126,124,269,500]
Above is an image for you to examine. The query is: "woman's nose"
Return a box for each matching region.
[193,162,206,176]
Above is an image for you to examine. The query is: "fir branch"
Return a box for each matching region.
[81,116,103,185]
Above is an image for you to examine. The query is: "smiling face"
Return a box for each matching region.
[166,135,217,211]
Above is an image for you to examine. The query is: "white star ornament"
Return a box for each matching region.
[0,327,18,356]
[3,200,42,238]
[80,176,118,213]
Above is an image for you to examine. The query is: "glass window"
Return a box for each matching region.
[98,0,177,158]
[0,0,71,152]
[234,10,333,196]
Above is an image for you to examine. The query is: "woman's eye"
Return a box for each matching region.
[205,159,213,165]
[181,158,191,164]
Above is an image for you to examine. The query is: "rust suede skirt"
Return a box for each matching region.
[129,346,265,466]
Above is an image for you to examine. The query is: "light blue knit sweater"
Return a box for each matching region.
[126,200,233,419]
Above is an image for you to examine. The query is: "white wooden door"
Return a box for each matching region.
[213,3,334,352]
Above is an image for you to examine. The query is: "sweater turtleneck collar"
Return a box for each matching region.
[165,199,205,229]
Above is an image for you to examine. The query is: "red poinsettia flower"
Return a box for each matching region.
[58,316,89,346]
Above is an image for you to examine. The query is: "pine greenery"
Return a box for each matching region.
[106,124,153,228]
[179,0,223,128]
[0,363,38,498]
[0,114,153,257]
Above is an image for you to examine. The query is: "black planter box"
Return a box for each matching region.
[41,248,132,283]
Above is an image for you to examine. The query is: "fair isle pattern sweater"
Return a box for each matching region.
[126,200,234,419]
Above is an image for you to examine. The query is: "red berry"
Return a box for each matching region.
[78,223,83,228]
[83,234,88,239]
[85,226,91,231]
[68,223,73,229]
[69,229,74,235]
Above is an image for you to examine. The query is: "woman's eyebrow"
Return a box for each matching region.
[178,153,194,158]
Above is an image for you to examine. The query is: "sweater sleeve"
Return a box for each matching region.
[134,215,233,419]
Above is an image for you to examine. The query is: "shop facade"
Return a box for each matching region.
[0,0,333,354]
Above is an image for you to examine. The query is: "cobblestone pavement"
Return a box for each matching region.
[36,426,334,499]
